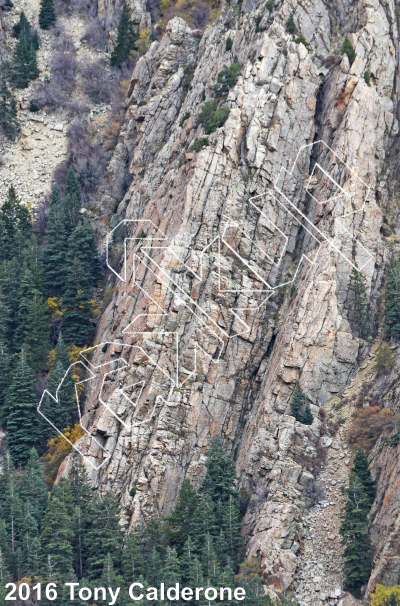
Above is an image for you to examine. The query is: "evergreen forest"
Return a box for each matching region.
[0,170,101,467]
[0,439,269,606]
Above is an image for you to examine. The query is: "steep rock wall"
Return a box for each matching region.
[60,0,400,594]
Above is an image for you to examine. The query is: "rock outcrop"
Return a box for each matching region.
[57,0,400,595]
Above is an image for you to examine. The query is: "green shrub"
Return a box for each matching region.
[364,70,371,86]
[225,36,233,51]
[213,62,241,97]
[179,111,191,127]
[341,35,356,64]
[197,101,230,134]
[29,100,40,112]
[255,15,263,32]
[286,14,296,34]
[294,34,308,48]
[138,100,147,106]
[265,0,274,9]
[390,432,400,447]
[290,285,296,297]
[190,136,209,152]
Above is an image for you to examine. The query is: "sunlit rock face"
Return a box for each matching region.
[59,0,400,594]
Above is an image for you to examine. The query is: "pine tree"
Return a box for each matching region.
[0,341,11,418]
[0,452,24,571]
[0,80,19,139]
[83,493,124,580]
[0,186,32,263]
[164,478,199,555]
[163,547,181,606]
[109,1,138,67]
[64,194,80,236]
[339,473,372,597]
[146,546,163,586]
[351,447,376,509]
[217,559,235,606]
[0,518,12,583]
[122,533,144,584]
[384,258,400,339]
[40,497,74,581]
[201,533,219,584]
[222,495,242,569]
[214,529,228,568]
[189,557,207,606]
[71,506,85,578]
[300,404,313,426]
[11,14,39,88]
[43,190,69,296]
[5,352,42,464]
[389,594,398,606]
[180,536,195,583]
[191,494,218,549]
[53,477,75,518]
[0,258,22,350]
[200,437,239,506]
[20,503,41,578]
[24,291,50,371]
[99,553,126,603]
[39,0,56,30]
[348,266,369,338]
[68,458,93,508]
[61,257,96,346]
[67,219,102,287]
[290,380,305,421]
[65,166,80,199]
[20,448,48,524]
[286,14,295,34]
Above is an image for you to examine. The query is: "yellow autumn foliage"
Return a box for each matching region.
[370,584,400,606]
[42,424,85,487]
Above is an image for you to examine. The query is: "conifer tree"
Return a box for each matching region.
[20,504,41,578]
[222,495,242,568]
[348,266,369,338]
[0,518,12,583]
[286,14,295,34]
[0,258,22,349]
[24,291,50,371]
[83,493,123,579]
[201,533,219,583]
[163,547,181,606]
[384,258,400,339]
[53,477,75,518]
[214,529,228,568]
[164,478,199,555]
[5,352,42,464]
[0,80,19,139]
[0,341,11,418]
[191,494,218,549]
[64,193,80,236]
[180,536,195,583]
[339,473,372,596]
[11,14,39,87]
[110,2,138,67]
[122,533,144,584]
[200,437,239,506]
[0,452,24,567]
[65,166,80,199]
[0,186,32,263]
[351,447,376,508]
[300,404,313,426]
[14,266,38,345]
[67,219,102,287]
[20,448,48,524]
[189,557,207,606]
[39,0,56,30]
[217,559,235,606]
[71,506,85,578]
[69,458,93,508]
[43,189,69,296]
[146,546,162,586]
[99,553,126,603]
[290,380,305,421]
[40,497,74,581]
[61,257,96,345]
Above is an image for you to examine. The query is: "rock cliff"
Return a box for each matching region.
[54,0,400,601]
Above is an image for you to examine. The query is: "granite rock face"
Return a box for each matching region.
[59,0,400,596]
